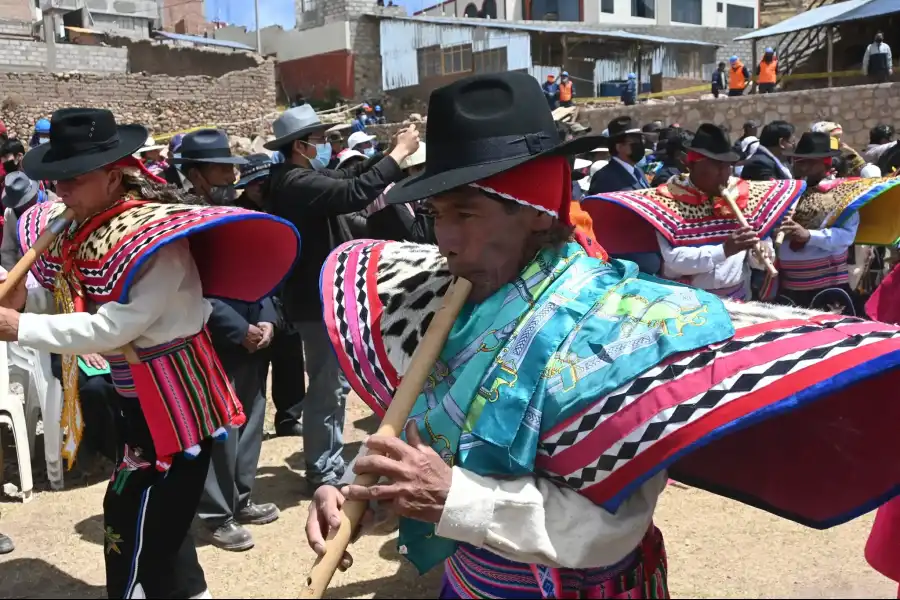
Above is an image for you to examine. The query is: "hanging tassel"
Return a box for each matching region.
[183,444,202,459]
[212,426,229,442]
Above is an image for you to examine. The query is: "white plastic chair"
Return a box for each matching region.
[7,342,64,491]
[0,341,33,501]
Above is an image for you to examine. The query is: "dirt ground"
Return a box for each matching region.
[0,393,895,599]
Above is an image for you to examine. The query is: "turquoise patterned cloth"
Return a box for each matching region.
[399,241,734,574]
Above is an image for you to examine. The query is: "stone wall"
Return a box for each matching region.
[352,17,384,102]
[0,39,128,73]
[118,38,263,77]
[579,81,900,151]
[0,61,278,139]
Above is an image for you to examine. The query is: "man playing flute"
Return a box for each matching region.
[307,73,900,599]
[0,108,299,599]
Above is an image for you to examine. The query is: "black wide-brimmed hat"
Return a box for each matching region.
[785,132,841,159]
[686,123,740,163]
[1,172,39,210]
[171,129,247,165]
[606,116,644,145]
[385,72,603,205]
[22,108,148,181]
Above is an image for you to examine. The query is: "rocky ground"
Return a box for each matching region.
[0,393,894,599]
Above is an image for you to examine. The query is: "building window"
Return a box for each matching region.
[726,4,755,28]
[631,0,655,19]
[716,2,723,11]
[299,0,319,11]
[417,44,473,79]
[473,48,507,73]
[601,0,614,13]
[672,0,701,24]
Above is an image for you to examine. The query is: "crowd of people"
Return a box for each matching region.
[0,68,899,599]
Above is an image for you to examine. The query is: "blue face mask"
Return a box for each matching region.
[363,147,376,158]
[309,143,332,171]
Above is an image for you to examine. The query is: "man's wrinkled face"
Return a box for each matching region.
[690,157,733,196]
[427,188,549,303]
[791,158,829,182]
[55,168,122,222]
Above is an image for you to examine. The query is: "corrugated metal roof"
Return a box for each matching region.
[381,15,720,47]
[733,0,870,40]
[822,0,900,25]
[152,30,256,51]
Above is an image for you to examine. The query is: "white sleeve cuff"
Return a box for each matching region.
[435,466,496,548]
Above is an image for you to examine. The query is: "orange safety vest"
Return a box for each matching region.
[559,80,573,102]
[758,58,777,84]
[729,63,746,90]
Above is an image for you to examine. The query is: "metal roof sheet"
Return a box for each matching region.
[382,15,720,47]
[733,0,870,40]
[152,30,256,51]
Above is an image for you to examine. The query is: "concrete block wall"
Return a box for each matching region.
[0,1,33,22]
[0,40,128,73]
[579,81,900,151]
[0,61,278,139]
[352,17,384,101]
[0,18,32,38]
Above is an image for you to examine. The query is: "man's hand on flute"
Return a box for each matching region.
[723,226,761,257]
[778,217,811,245]
[306,421,452,566]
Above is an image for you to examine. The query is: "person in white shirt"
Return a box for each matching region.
[863,31,893,84]
[0,108,298,599]
[656,124,775,300]
[778,132,859,314]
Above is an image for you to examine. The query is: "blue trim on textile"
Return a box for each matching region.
[600,348,900,528]
[119,212,301,304]
[583,181,803,247]
[832,178,900,227]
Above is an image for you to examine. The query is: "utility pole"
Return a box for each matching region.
[254,0,262,54]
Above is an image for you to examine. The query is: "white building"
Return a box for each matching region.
[37,0,159,38]
[417,0,758,29]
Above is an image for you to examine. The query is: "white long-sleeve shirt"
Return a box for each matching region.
[656,232,774,293]
[341,447,666,569]
[18,239,212,355]
[778,212,859,262]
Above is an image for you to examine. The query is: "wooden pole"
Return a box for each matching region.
[751,39,758,94]
[827,26,834,87]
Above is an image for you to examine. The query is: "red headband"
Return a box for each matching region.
[108,155,167,185]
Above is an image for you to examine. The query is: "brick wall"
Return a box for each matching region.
[0,61,278,139]
[0,1,32,22]
[580,81,900,151]
[0,18,32,38]
[0,39,128,73]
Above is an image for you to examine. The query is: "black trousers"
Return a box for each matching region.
[267,324,305,424]
[105,397,209,599]
[728,89,745,97]
[758,82,776,93]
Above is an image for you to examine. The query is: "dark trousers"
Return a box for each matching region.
[268,324,305,425]
[871,72,891,84]
[559,100,574,107]
[728,88,745,97]
[758,82,776,93]
[105,397,209,599]
[198,357,268,526]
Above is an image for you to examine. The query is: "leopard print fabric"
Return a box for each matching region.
[793,178,894,230]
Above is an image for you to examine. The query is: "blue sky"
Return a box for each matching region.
[205,0,429,29]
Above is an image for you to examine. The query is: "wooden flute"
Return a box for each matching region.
[720,186,778,278]
[0,208,75,301]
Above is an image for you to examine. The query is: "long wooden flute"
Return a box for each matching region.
[299,277,473,599]
[0,208,76,301]
[720,186,778,278]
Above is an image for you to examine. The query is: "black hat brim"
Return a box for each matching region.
[386,134,604,205]
[263,122,332,151]
[22,124,148,181]
[170,155,249,165]
[784,149,842,159]
[685,145,741,164]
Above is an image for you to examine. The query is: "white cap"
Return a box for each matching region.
[337,149,367,167]
[399,142,426,170]
[860,163,882,178]
[347,131,376,150]
[574,158,592,170]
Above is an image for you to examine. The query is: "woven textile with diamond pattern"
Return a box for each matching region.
[581,176,805,253]
[323,239,900,540]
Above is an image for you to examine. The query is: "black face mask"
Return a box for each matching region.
[628,141,646,164]
[764,54,773,62]
[876,36,884,44]
[2,160,17,174]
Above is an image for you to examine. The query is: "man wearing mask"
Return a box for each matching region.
[621,72,637,106]
[175,131,282,552]
[346,131,378,158]
[777,132,858,314]
[711,61,727,98]
[728,56,751,97]
[740,120,795,180]
[263,104,418,489]
[29,118,50,149]
[588,116,658,274]
[863,32,893,84]
[863,124,896,164]
[1,172,48,270]
[351,106,369,134]
[756,47,778,94]
[650,128,693,187]
[1,139,25,177]
[558,71,575,107]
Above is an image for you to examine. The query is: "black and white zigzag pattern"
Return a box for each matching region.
[540,326,899,491]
